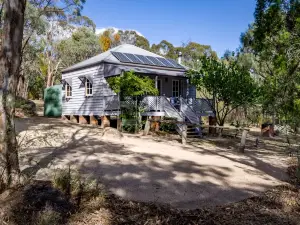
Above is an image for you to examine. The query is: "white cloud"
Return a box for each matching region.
[95,27,144,37]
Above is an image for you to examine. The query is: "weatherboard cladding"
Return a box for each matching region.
[61,63,190,116]
[62,64,116,116]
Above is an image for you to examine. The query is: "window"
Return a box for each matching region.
[65,83,72,98]
[85,79,93,96]
[172,80,179,97]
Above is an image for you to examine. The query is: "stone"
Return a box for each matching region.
[102,127,123,140]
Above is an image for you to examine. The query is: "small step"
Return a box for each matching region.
[187,134,201,138]
[187,132,201,137]
[187,128,196,132]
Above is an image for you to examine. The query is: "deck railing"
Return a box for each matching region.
[141,96,164,112]
[104,95,214,117]
[187,98,214,116]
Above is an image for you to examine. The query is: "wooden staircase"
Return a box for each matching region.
[187,125,201,139]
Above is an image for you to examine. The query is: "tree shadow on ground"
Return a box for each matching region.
[13,117,299,224]
[18,118,285,210]
[184,140,288,182]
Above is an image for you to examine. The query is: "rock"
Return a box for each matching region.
[15,108,25,118]
[102,127,123,140]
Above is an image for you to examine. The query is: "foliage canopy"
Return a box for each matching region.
[188,56,258,125]
[107,71,158,97]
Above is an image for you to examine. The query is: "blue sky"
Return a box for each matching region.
[82,0,256,57]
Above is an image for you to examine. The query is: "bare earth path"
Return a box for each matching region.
[16,117,288,209]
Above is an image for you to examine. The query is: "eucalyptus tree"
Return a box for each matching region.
[57,27,101,68]
[0,0,26,189]
[241,0,300,128]
[0,0,91,189]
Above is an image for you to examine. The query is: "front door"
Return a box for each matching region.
[172,80,179,97]
[172,80,180,109]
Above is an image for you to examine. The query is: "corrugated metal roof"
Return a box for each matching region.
[62,44,187,73]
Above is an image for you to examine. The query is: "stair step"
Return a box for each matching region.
[187,135,201,138]
[187,133,200,135]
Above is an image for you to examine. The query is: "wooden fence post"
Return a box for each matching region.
[239,129,248,153]
[144,119,150,136]
[117,117,122,131]
[182,124,187,145]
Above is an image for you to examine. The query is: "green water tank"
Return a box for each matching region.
[44,85,62,117]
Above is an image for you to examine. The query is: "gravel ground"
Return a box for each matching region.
[16,117,289,209]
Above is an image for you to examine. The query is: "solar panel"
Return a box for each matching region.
[123,53,142,64]
[135,54,155,65]
[111,51,132,63]
[167,59,185,69]
[156,57,175,67]
[146,56,165,67]
[111,51,185,70]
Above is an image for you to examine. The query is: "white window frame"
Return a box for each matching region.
[65,82,72,98]
[172,80,179,97]
[85,78,93,96]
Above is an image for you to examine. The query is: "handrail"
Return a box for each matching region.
[180,97,200,124]
[162,96,184,135]
[162,96,183,121]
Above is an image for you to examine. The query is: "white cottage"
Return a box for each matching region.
[61,44,212,134]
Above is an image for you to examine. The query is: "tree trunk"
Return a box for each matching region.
[0,0,26,189]
[46,68,52,88]
[17,71,28,99]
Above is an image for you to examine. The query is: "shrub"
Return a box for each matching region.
[36,203,61,225]
[52,167,107,204]
[52,167,81,198]
[122,118,140,133]
[15,96,37,116]
[160,117,177,133]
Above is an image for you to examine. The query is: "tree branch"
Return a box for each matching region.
[22,0,52,52]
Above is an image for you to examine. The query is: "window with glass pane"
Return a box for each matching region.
[172,80,179,97]
[86,79,93,96]
[66,83,72,97]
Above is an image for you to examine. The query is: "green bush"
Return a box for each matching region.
[160,117,177,133]
[122,118,140,133]
[15,96,37,116]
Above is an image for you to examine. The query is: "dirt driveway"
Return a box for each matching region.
[16,117,288,209]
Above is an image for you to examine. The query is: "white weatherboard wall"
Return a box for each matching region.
[62,64,116,116]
